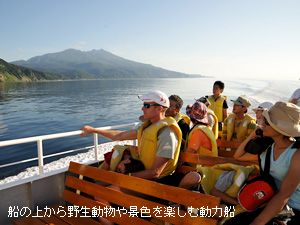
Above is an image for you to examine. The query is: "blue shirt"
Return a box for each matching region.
[260,143,300,210]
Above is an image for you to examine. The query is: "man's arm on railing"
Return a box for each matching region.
[80,125,138,141]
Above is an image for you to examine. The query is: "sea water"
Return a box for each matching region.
[0,77,298,182]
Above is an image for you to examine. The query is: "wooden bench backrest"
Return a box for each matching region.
[217,139,240,157]
[176,152,258,174]
[64,161,220,225]
[216,139,241,149]
[179,152,257,166]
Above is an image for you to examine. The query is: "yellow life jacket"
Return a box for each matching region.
[207,109,219,139]
[226,113,256,142]
[196,163,259,198]
[173,112,191,126]
[137,117,182,177]
[108,145,139,172]
[207,95,227,122]
[185,124,218,157]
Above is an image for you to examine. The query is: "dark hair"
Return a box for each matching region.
[214,81,225,90]
[292,138,300,148]
[190,118,208,126]
[124,158,145,174]
[242,106,248,113]
[169,95,183,109]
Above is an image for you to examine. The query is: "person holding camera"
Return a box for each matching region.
[231,101,300,225]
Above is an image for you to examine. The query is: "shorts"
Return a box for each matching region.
[157,172,186,187]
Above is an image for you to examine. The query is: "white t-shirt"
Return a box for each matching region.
[289,88,300,106]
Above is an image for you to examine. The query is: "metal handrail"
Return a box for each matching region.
[0,122,140,176]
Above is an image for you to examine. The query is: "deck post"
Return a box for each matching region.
[37,139,44,176]
[132,123,138,146]
[94,133,99,160]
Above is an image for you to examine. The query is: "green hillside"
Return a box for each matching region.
[0,59,68,82]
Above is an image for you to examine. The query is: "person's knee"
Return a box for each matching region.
[189,172,201,188]
[179,172,201,189]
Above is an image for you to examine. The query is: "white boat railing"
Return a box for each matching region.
[0,122,140,176]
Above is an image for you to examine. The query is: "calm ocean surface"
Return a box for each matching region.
[0,78,298,178]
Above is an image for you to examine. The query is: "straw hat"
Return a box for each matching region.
[186,101,208,124]
[262,101,300,137]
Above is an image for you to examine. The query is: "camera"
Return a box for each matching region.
[255,129,263,136]
[245,129,274,154]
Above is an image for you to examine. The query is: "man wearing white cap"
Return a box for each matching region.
[252,102,274,125]
[222,96,257,142]
[80,90,182,180]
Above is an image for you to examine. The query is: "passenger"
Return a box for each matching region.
[80,90,182,180]
[252,102,274,125]
[222,96,257,143]
[140,94,190,145]
[231,101,300,225]
[206,80,228,133]
[177,163,258,218]
[98,157,145,225]
[100,145,139,172]
[197,96,219,139]
[80,91,182,225]
[114,157,145,174]
[165,94,190,147]
[289,88,300,107]
[97,149,144,186]
[185,101,218,157]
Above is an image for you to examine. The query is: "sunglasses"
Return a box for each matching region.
[143,103,161,109]
[263,117,270,126]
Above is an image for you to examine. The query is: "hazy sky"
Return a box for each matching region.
[1,0,299,80]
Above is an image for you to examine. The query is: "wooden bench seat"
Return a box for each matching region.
[13,139,257,225]
[14,161,221,225]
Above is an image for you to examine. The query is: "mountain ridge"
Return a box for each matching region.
[2,49,206,81]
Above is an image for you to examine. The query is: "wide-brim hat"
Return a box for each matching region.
[262,101,300,137]
[138,90,169,107]
[186,101,208,124]
[253,102,274,113]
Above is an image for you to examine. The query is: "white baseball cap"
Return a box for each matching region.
[252,102,274,113]
[138,90,169,107]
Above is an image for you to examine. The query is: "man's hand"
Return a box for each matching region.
[80,125,95,137]
[290,98,298,105]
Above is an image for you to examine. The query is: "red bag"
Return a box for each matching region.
[237,174,277,211]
